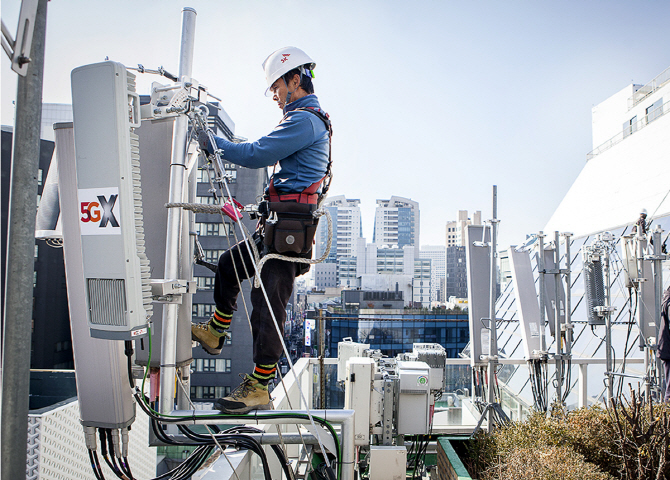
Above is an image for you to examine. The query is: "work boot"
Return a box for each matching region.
[191,312,231,355]
[215,374,272,414]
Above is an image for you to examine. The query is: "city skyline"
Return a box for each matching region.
[3,1,669,251]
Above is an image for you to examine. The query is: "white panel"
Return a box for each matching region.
[509,249,544,360]
[396,361,430,435]
[344,357,374,445]
[466,225,491,366]
[369,446,407,480]
[26,399,156,479]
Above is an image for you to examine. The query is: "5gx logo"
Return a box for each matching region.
[78,187,121,236]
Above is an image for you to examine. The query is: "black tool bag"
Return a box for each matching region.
[263,202,318,255]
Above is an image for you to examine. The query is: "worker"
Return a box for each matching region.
[632,208,648,236]
[659,285,670,402]
[191,47,331,414]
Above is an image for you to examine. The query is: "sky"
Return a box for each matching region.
[2,0,670,250]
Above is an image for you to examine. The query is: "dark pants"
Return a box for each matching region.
[214,234,303,366]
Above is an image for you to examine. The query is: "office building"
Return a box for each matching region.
[446,245,468,299]
[314,195,362,287]
[445,210,481,300]
[445,210,481,247]
[373,196,420,256]
[420,245,446,302]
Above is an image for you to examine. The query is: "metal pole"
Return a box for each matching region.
[562,233,573,358]
[652,226,665,399]
[538,231,547,353]
[636,232,651,400]
[487,185,498,429]
[554,231,563,404]
[1,1,47,478]
[604,243,614,402]
[319,310,326,409]
[159,7,197,415]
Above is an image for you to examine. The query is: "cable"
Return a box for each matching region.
[89,449,105,480]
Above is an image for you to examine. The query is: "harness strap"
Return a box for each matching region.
[267,106,333,205]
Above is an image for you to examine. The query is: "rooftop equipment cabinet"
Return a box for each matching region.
[396,360,431,435]
[344,357,375,446]
[337,337,370,382]
[411,343,447,391]
[71,61,152,339]
[509,248,544,360]
[465,224,492,366]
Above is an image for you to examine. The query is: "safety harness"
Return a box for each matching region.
[266,106,333,206]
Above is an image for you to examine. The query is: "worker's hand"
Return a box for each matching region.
[198,130,213,156]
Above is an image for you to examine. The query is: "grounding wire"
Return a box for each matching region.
[191,115,334,473]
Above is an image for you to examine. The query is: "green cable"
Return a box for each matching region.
[139,326,342,478]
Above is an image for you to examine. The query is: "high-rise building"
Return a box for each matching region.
[445,210,481,300]
[373,196,420,256]
[413,258,432,306]
[314,195,362,287]
[446,245,468,299]
[420,245,446,303]
[445,210,481,247]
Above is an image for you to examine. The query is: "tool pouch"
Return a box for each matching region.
[263,202,318,255]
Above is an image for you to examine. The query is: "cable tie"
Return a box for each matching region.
[169,163,187,168]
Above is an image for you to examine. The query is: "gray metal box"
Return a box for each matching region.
[71,61,151,339]
[396,360,430,435]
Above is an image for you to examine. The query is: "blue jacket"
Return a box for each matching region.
[211,95,329,194]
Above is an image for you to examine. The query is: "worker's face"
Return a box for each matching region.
[269,74,300,109]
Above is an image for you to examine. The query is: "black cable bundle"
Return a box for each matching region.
[529,359,548,412]
[88,448,105,480]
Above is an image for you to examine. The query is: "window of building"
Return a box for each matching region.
[646,98,663,123]
[194,358,232,372]
[623,116,637,138]
[197,222,231,237]
[196,276,216,290]
[192,303,217,317]
[190,385,231,399]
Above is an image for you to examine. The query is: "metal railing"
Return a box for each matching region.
[587,99,669,160]
[628,66,670,109]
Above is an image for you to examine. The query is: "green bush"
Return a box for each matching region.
[465,396,670,480]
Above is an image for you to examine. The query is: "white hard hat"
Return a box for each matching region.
[262,46,315,96]
[641,208,648,215]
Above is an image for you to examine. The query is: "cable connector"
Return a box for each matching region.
[121,427,130,458]
[110,428,121,458]
[83,426,97,450]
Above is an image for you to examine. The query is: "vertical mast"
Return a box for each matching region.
[159,7,197,415]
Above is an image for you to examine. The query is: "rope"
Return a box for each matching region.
[166,202,222,215]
